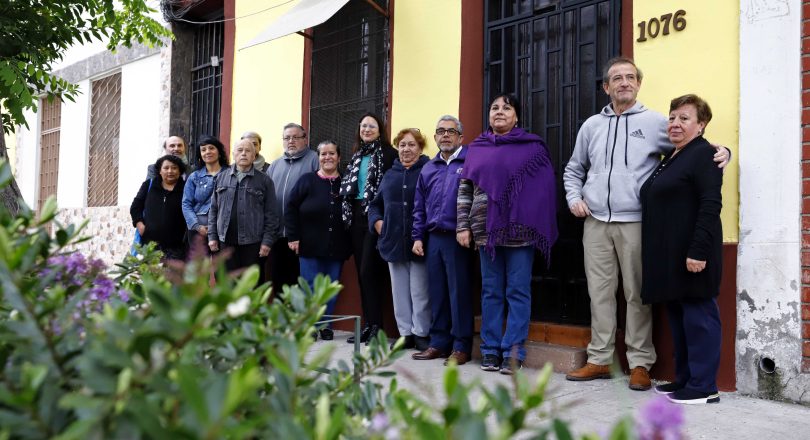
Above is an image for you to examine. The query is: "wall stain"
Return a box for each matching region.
[739,289,756,313]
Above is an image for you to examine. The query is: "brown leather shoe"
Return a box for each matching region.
[629,367,652,391]
[565,362,612,381]
[412,347,448,360]
[443,351,471,366]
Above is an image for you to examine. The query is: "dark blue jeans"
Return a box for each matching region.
[665,298,721,394]
[478,246,534,361]
[426,232,474,353]
[299,256,343,326]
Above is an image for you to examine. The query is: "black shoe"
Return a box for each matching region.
[480,354,501,371]
[319,328,334,341]
[347,325,372,344]
[414,335,430,352]
[499,357,523,375]
[391,335,415,349]
[667,388,720,405]
[654,382,684,395]
[364,325,380,346]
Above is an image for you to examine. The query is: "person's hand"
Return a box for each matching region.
[412,240,424,256]
[686,258,706,273]
[457,230,472,248]
[712,144,730,169]
[136,221,146,236]
[197,225,208,236]
[569,200,591,218]
[288,240,300,254]
[259,244,271,257]
[208,240,219,252]
[374,220,383,235]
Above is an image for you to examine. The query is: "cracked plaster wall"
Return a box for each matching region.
[738,0,810,403]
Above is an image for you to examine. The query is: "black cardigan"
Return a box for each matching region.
[640,136,723,304]
[285,172,352,260]
[130,178,187,250]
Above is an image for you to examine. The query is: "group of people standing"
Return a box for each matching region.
[130,55,728,405]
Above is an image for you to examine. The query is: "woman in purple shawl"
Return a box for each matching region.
[456,93,558,374]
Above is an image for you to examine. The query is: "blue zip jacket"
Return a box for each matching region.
[181,167,222,230]
[368,155,429,263]
[411,147,467,242]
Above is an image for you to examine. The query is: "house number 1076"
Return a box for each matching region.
[637,10,687,42]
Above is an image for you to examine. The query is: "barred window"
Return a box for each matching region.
[189,18,224,166]
[38,97,61,213]
[309,0,389,166]
[87,72,121,207]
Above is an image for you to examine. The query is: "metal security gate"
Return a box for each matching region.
[485,0,621,325]
[38,97,61,213]
[309,0,389,167]
[189,19,224,166]
[87,72,121,207]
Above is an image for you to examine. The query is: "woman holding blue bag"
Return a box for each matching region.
[182,135,228,253]
[130,155,187,260]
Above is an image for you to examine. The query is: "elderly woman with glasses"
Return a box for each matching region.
[340,112,397,345]
[368,128,431,351]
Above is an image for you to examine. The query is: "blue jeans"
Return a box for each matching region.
[299,257,343,326]
[665,298,721,394]
[426,232,473,353]
[479,246,534,360]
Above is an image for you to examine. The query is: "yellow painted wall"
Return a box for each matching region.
[231,0,305,159]
[389,0,461,155]
[634,2,739,242]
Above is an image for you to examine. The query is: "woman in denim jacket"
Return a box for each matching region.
[182,135,229,254]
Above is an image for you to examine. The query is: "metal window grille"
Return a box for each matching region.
[87,72,122,207]
[485,0,621,325]
[189,19,224,166]
[309,0,390,166]
[38,97,61,213]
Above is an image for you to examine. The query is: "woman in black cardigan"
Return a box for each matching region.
[131,155,187,260]
[640,94,723,405]
[286,141,352,340]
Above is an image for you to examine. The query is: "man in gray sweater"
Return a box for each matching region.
[266,123,319,290]
[563,57,728,391]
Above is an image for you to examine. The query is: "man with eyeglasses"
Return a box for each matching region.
[266,123,319,290]
[410,115,474,365]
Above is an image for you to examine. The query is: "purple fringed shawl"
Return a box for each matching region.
[461,127,558,263]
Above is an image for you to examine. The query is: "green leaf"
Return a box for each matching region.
[552,418,575,440]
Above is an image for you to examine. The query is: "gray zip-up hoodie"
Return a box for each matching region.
[266,148,319,236]
[563,101,670,222]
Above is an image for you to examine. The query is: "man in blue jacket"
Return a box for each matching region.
[411,115,474,365]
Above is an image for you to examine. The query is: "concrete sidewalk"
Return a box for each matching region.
[314,333,809,439]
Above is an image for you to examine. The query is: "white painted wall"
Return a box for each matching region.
[56,80,91,209]
[119,54,162,206]
[738,0,809,401]
[15,108,40,208]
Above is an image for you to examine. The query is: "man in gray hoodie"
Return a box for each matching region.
[266,123,319,290]
[563,57,728,391]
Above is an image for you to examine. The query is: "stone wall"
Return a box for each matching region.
[55,207,133,268]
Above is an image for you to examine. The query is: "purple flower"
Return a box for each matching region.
[369,413,389,433]
[636,395,685,440]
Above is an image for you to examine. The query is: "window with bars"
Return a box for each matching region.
[87,72,122,207]
[189,19,224,166]
[309,0,389,166]
[485,0,621,325]
[38,97,61,213]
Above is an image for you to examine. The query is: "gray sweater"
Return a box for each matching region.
[563,101,670,223]
[266,148,319,236]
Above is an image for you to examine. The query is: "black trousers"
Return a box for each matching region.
[270,237,300,290]
[350,200,389,327]
[223,242,266,283]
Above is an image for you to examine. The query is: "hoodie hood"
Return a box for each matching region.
[600,100,648,117]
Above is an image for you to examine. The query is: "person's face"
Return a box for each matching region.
[602,63,641,108]
[359,116,380,143]
[434,120,463,154]
[164,136,186,157]
[160,161,180,183]
[199,144,220,165]
[397,133,422,167]
[234,141,257,168]
[667,104,706,148]
[282,127,307,155]
[318,143,340,174]
[244,136,261,154]
[489,97,518,135]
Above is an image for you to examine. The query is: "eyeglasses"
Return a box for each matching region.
[435,128,460,136]
[282,135,307,142]
[359,124,378,130]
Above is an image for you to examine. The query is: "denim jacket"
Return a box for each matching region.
[181,167,222,230]
[208,165,279,246]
